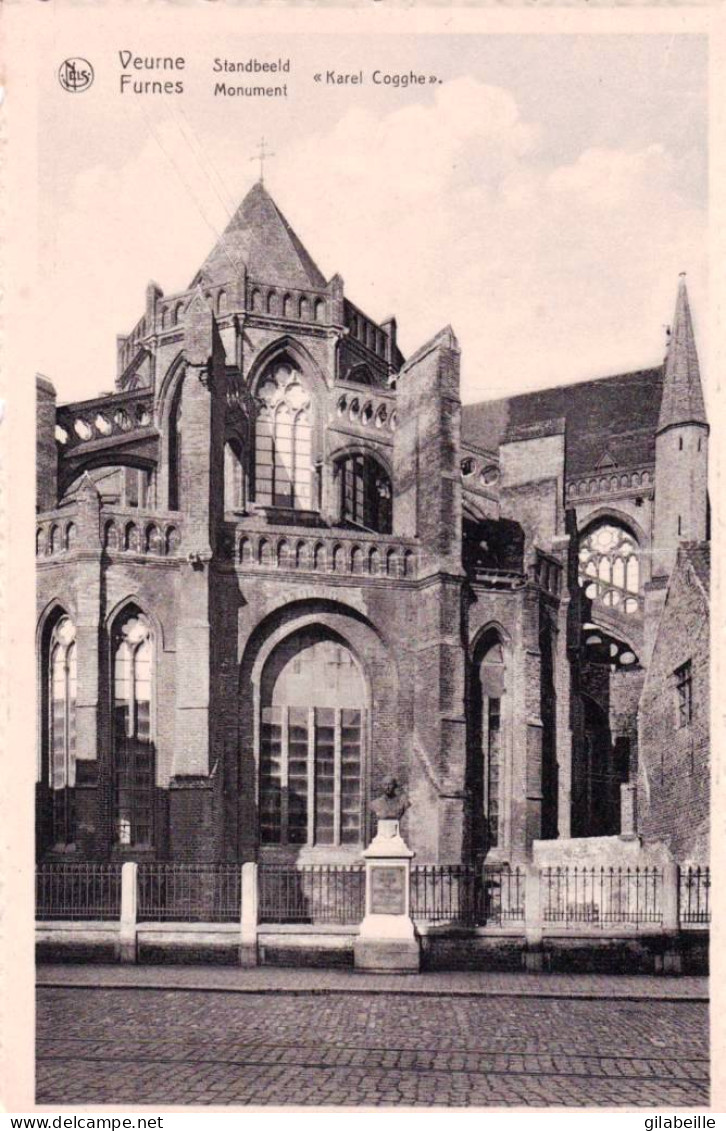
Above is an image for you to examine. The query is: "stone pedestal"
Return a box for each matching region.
[354,819,420,973]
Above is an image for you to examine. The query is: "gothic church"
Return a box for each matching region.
[35,182,710,867]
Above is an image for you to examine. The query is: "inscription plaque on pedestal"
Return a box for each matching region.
[370,865,406,915]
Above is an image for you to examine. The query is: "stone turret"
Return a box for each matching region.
[652,275,708,580]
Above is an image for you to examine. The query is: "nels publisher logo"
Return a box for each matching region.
[58,58,94,93]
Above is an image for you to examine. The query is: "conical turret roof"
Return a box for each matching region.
[657,275,707,433]
[192,182,327,290]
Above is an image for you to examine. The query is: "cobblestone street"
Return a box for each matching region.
[36,980,709,1108]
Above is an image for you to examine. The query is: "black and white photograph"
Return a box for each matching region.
[3,6,717,1115]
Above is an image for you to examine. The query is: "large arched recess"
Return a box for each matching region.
[235,598,400,861]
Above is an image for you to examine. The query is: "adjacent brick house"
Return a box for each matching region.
[35,182,709,867]
[638,543,710,862]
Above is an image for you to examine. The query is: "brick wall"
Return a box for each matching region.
[36,377,58,511]
[638,549,709,861]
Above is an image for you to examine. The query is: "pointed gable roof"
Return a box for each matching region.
[193,182,327,290]
[657,275,707,433]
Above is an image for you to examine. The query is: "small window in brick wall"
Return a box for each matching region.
[675,660,693,728]
[338,454,392,534]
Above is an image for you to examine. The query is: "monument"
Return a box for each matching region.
[354,776,421,972]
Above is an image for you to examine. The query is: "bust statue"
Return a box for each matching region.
[371,775,410,822]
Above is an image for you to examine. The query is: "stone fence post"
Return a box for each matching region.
[657,859,683,975]
[239,861,258,967]
[523,864,544,972]
[620,783,637,838]
[119,862,138,964]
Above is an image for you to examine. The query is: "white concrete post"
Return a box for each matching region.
[239,861,258,967]
[661,860,680,932]
[523,863,544,972]
[657,860,683,975]
[620,783,637,838]
[119,862,138,964]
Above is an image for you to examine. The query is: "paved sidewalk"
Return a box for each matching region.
[36,963,709,1000]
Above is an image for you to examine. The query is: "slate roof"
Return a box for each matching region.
[193,182,328,290]
[658,276,707,433]
[461,367,665,480]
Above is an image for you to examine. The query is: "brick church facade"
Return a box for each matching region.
[35,182,710,868]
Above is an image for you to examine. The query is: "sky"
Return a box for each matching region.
[35,33,707,406]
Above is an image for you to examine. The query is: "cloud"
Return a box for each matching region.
[38,77,706,406]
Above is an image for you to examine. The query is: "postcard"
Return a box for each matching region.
[2,2,721,1115]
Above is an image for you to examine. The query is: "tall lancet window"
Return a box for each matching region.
[49,616,77,846]
[168,378,183,511]
[113,611,154,847]
[255,360,312,510]
[479,635,505,849]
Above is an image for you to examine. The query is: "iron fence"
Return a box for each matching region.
[35,863,123,921]
[137,863,241,923]
[679,865,711,927]
[409,864,525,926]
[542,866,662,927]
[410,864,473,923]
[258,863,365,924]
[482,865,526,925]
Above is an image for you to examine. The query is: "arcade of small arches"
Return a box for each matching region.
[236,535,415,577]
[335,393,397,433]
[249,287,327,326]
[36,519,181,559]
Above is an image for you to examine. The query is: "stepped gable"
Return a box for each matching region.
[192,181,328,290]
[461,367,665,480]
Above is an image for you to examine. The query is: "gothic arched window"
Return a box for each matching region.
[49,616,77,846]
[112,610,154,847]
[578,522,640,615]
[259,628,365,847]
[254,360,312,510]
[337,454,392,534]
[168,378,183,511]
[479,635,504,848]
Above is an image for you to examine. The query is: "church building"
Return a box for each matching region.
[35,182,710,868]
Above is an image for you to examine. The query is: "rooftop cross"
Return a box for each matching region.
[251,137,275,186]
